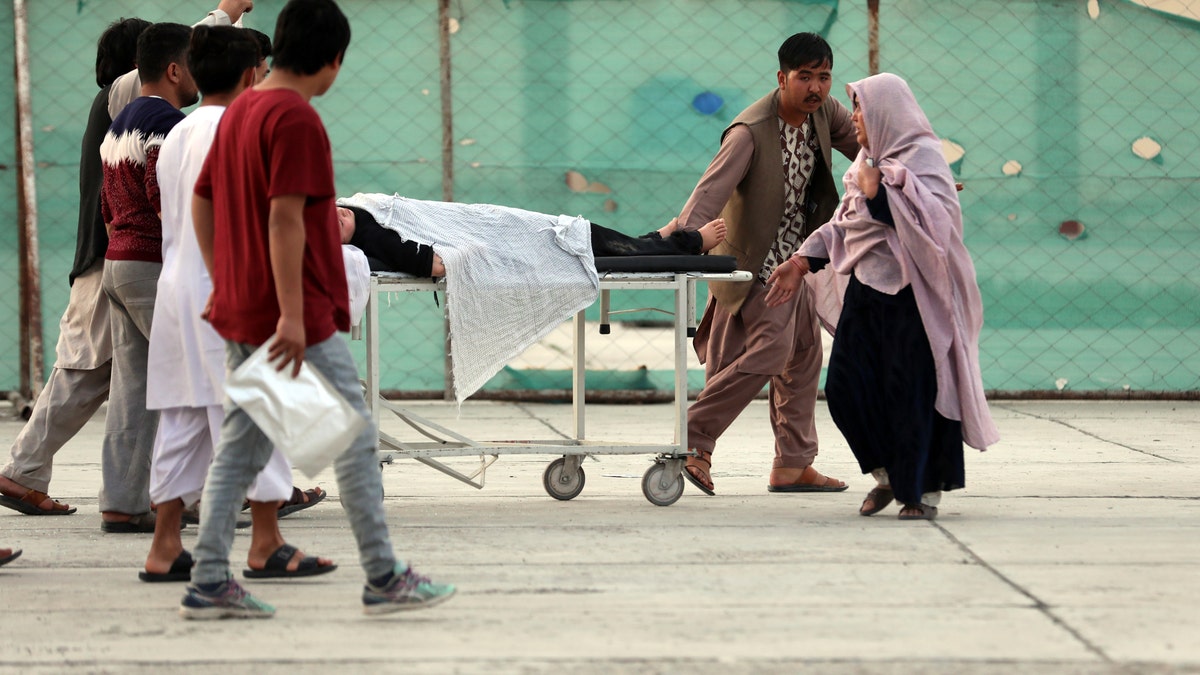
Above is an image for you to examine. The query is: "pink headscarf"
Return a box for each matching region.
[800,73,999,450]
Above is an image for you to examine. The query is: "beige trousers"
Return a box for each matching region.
[686,280,822,469]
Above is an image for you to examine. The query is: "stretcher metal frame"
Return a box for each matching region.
[363,268,751,506]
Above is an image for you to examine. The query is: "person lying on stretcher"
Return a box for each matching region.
[335,203,727,278]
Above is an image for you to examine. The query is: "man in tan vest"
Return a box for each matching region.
[676,32,860,495]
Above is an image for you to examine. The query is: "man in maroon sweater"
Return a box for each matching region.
[97,22,198,533]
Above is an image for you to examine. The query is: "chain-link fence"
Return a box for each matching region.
[6,0,1199,400]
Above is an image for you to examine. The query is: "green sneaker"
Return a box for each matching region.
[362,565,455,615]
[179,579,275,620]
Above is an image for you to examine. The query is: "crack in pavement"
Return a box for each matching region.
[935,522,1113,664]
[993,404,1180,463]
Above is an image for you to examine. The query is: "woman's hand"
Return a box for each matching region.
[430,254,445,278]
[858,160,882,199]
[764,256,809,307]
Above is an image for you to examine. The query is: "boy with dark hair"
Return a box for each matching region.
[95,17,152,88]
[130,23,195,83]
[247,28,272,80]
[777,31,834,73]
[144,25,335,582]
[182,0,454,619]
[269,0,350,75]
[191,21,326,521]
[96,21,198,533]
[188,26,259,92]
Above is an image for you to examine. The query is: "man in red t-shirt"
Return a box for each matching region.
[182,0,454,621]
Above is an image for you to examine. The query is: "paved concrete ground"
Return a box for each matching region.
[1,399,1197,674]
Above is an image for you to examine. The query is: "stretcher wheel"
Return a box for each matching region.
[641,461,684,506]
[543,457,585,501]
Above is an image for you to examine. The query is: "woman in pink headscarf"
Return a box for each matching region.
[765,73,999,520]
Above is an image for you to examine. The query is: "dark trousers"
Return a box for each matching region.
[824,274,964,505]
[589,223,702,257]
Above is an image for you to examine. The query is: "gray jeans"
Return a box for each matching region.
[100,260,160,514]
[192,334,397,584]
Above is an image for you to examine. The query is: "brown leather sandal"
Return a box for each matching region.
[898,503,938,521]
[766,465,849,493]
[0,487,76,516]
[859,486,894,516]
[683,449,715,495]
[277,486,326,518]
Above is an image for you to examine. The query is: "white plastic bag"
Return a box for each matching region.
[225,341,367,478]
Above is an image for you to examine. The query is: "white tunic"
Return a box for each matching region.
[147,107,373,410]
[146,106,227,410]
[145,105,293,505]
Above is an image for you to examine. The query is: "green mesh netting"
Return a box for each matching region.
[7,0,1198,396]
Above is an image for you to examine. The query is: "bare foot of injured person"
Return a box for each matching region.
[698,218,727,252]
[657,217,727,253]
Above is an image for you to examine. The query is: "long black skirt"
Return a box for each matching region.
[824,273,964,506]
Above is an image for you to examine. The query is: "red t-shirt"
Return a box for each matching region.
[194,88,349,347]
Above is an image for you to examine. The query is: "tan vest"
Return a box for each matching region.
[708,90,852,314]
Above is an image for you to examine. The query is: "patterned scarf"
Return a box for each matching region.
[760,118,818,281]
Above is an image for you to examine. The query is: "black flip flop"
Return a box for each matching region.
[243,543,337,579]
[277,487,326,518]
[139,550,193,582]
[101,513,158,533]
[0,549,22,567]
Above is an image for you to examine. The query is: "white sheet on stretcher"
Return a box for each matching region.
[342,244,371,327]
[338,193,599,403]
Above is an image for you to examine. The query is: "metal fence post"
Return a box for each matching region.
[13,0,43,405]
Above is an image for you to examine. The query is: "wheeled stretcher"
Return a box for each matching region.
[361,256,751,506]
